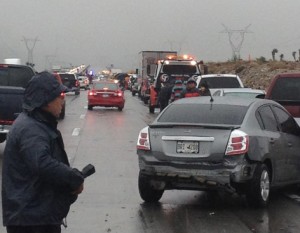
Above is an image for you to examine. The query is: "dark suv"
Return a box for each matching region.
[57,73,80,95]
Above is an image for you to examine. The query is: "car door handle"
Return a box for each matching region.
[287,142,292,147]
[269,138,275,144]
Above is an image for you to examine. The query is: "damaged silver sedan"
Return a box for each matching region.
[137,96,300,207]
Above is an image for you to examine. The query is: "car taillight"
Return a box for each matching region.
[114,91,123,97]
[88,90,97,96]
[225,130,249,155]
[0,120,14,125]
[76,80,79,87]
[137,127,150,150]
[60,92,65,98]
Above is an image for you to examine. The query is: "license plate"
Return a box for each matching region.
[176,141,199,154]
[102,94,109,97]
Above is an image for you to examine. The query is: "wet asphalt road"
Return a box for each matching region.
[1,90,300,233]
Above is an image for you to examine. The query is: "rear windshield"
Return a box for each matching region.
[0,66,34,87]
[199,77,241,88]
[94,83,118,90]
[158,104,247,125]
[59,74,76,80]
[162,65,197,75]
[270,77,300,100]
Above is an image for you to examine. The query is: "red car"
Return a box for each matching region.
[87,81,125,111]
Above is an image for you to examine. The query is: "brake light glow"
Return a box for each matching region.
[0,120,14,125]
[225,130,249,156]
[88,90,97,96]
[113,91,123,97]
[137,127,150,150]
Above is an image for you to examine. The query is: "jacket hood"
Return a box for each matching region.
[23,71,68,111]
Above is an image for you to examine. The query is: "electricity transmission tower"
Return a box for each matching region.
[22,36,40,67]
[220,24,252,60]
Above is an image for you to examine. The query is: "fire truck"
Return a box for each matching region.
[149,55,203,113]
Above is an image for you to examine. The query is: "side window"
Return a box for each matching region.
[273,106,299,135]
[257,105,278,131]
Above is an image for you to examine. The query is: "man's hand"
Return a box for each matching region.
[72,183,84,195]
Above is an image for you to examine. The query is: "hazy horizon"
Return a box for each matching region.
[1,0,300,72]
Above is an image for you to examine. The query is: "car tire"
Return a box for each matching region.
[132,92,136,96]
[246,163,270,207]
[138,172,164,203]
[149,103,155,114]
[143,98,148,105]
[75,90,80,95]
[0,134,6,143]
[118,107,123,111]
[88,105,93,110]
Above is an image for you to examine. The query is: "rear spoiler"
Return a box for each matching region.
[149,123,239,130]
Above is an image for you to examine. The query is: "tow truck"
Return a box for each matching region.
[148,55,202,113]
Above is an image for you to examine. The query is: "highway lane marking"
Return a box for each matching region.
[72,128,81,136]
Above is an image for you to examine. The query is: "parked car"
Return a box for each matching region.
[196,74,244,95]
[265,73,300,125]
[56,73,80,95]
[87,81,125,111]
[213,88,265,98]
[78,75,89,90]
[137,96,300,207]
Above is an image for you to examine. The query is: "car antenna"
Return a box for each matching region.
[209,92,214,102]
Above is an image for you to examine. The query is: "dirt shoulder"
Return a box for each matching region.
[205,61,300,90]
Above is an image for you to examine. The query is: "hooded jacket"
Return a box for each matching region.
[2,72,84,226]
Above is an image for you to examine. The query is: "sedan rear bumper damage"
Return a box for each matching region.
[138,151,257,193]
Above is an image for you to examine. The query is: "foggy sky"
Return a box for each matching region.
[1,0,300,72]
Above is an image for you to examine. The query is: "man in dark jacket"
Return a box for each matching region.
[158,81,173,112]
[2,72,84,233]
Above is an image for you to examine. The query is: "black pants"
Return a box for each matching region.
[6,225,61,233]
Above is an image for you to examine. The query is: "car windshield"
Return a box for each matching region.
[270,77,300,100]
[199,77,241,88]
[94,83,118,90]
[157,103,247,125]
[162,65,197,75]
